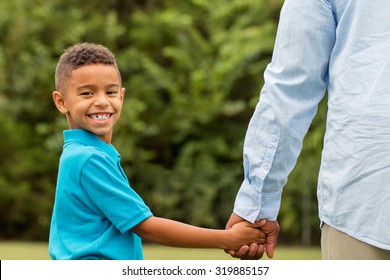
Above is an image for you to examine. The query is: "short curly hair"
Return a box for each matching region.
[55,42,121,92]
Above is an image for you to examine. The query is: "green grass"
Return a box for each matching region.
[0,242,321,260]
[0,242,51,260]
[143,245,321,260]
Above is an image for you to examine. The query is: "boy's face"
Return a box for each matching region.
[52,64,125,144]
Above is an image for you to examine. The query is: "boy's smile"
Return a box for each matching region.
[52,64,125,143]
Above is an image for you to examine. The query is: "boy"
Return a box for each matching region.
[49,42,264,260]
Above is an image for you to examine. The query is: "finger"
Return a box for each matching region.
[245,243,262,260]
[256,243,265,259]
[234,245,250,259]
[265,235,278,258]
[252,219,267,228]
[224,249,238,258]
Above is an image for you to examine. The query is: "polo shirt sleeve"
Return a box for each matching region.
[80,152,153,234]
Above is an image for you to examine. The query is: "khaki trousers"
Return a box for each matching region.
[321,224,390,260]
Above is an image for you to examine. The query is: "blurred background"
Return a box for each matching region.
[0,0,326,258]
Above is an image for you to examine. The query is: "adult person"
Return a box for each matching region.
[226,0,390,259]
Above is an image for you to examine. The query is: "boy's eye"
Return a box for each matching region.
[80,91,93,96]
[107,90,117,95]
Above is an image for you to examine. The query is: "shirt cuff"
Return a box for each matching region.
[233,179,281,223]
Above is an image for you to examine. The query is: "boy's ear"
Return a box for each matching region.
[121,87,125,101]
[52,91,68,114]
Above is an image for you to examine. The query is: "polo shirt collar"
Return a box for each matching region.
[63,129,120,162]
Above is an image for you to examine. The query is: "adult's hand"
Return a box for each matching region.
[258,219,279,258]
[225,212,280,259]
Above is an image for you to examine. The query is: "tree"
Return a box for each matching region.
[0,0,326,246]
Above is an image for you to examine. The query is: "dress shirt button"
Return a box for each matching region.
[253,204,259,210]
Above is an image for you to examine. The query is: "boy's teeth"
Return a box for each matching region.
[91,114,110,120]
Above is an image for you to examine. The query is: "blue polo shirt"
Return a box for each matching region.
[49,129,153,259]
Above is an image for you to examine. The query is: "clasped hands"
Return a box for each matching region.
[225,213,280,260]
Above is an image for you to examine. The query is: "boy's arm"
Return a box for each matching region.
[132,216,265,250]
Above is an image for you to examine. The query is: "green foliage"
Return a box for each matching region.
[0,0,325,245]
[114,0,281,228]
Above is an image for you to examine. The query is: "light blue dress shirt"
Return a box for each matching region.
[234,0,390,250]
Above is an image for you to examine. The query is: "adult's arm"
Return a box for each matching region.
[230,0,336,258]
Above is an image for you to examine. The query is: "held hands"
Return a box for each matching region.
[225,213,280,260]
[227,220,267,250]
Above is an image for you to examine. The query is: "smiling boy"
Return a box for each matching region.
[49,42,264,260]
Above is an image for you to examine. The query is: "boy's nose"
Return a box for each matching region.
[94,94,109,107]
